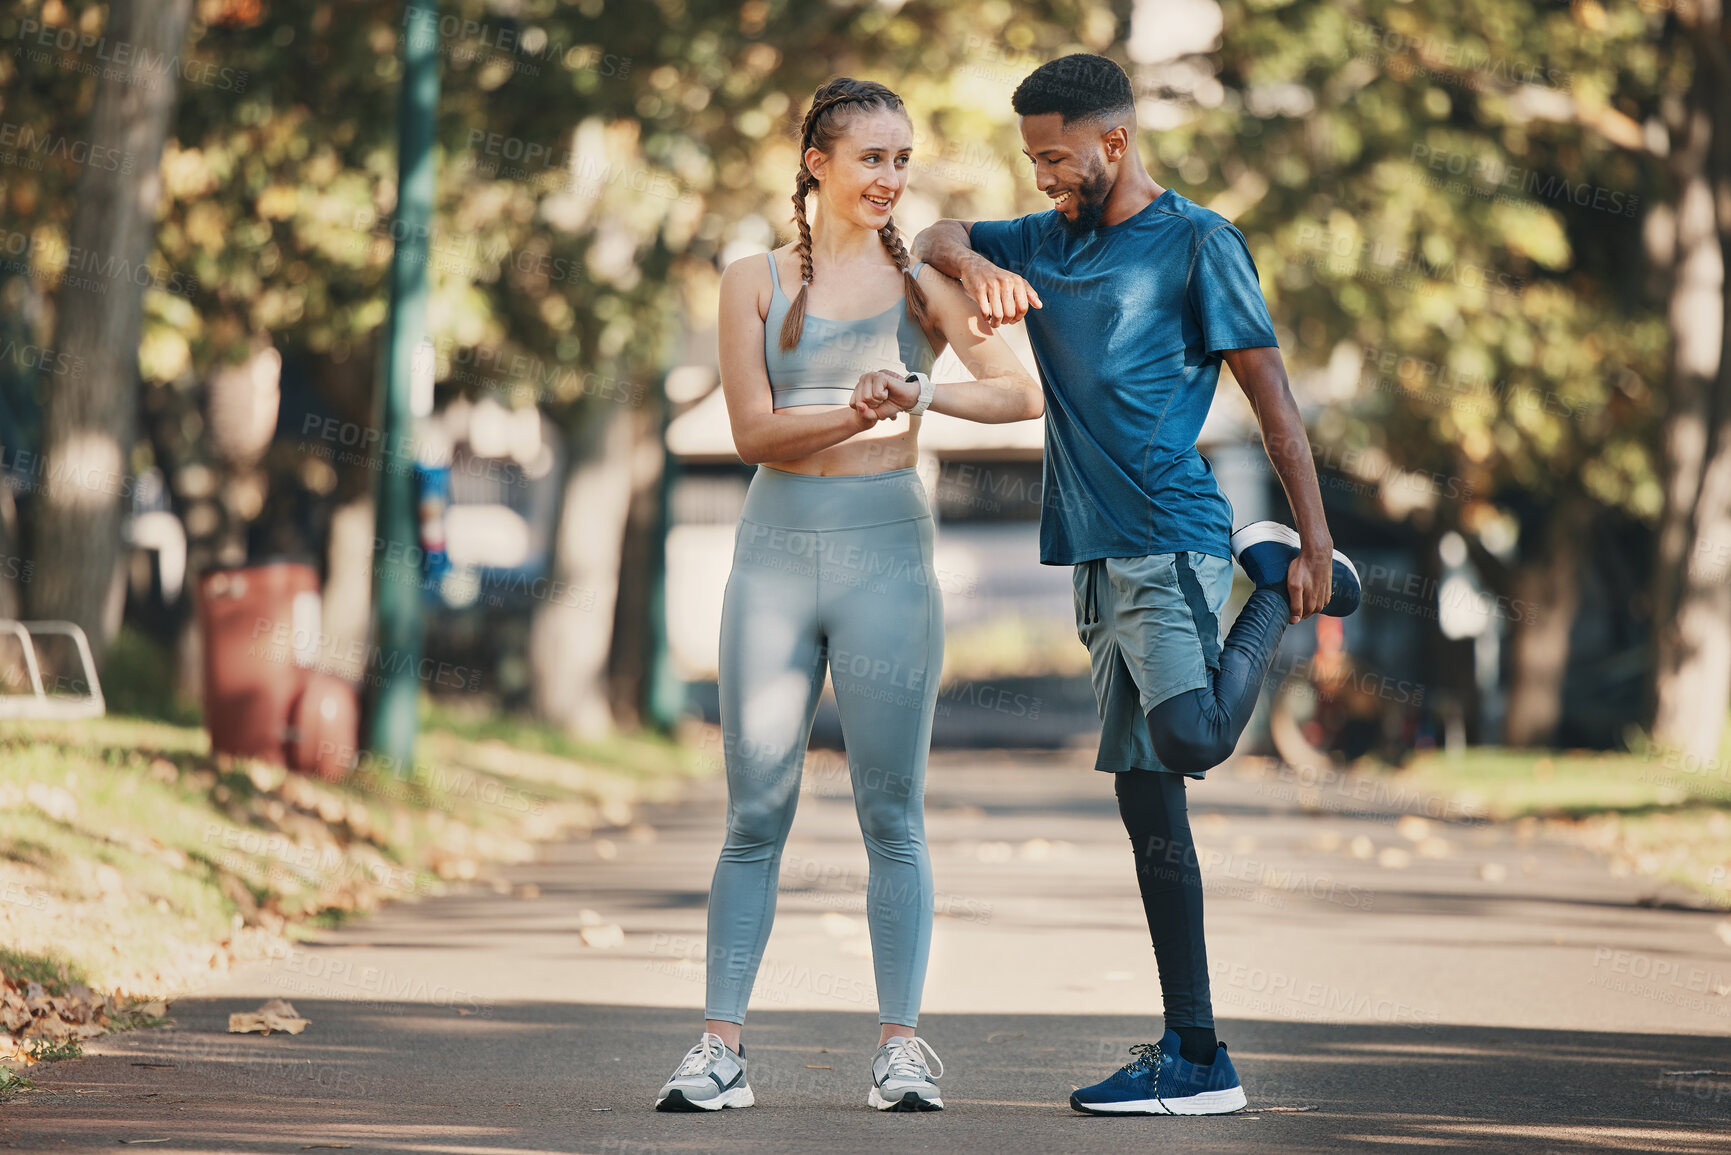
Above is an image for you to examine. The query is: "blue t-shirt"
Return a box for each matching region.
[970,188,1278,565]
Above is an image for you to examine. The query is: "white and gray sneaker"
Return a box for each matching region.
[867,1035,944,1111]
[655,1032,754,1112]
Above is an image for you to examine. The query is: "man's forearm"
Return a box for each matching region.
[1225,346,1333,554]
[1261,408,1332,553]
[912,220,976,281]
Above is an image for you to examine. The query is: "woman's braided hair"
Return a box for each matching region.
[779,77,930,353]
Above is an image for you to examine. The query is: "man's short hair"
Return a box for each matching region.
[1011,54,1135,127]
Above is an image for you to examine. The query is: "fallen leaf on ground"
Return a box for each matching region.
[228,998,310,1036]
[1257,1105,1319,1112]
[579,924,624,948]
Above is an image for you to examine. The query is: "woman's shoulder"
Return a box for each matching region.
[721,247,781,286]
[910,260,972,314]
[720,248,784,323]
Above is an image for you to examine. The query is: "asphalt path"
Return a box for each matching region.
[6,749,1730,1154]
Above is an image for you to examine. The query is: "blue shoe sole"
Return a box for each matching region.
[1070,1091,1166,1115]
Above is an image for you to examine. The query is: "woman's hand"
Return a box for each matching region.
[851,369,919,422]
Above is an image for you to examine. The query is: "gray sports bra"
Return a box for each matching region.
[762,252,939,408]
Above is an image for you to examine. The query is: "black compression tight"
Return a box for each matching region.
[1143,585,1291,776]
[1115,769,1217,1065]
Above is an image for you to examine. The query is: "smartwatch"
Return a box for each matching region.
[904,371,935,417]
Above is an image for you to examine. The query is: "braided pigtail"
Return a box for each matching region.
[779,169,817,352]
[878,218,931,337]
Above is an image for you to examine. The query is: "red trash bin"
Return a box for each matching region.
[197,561,357,778]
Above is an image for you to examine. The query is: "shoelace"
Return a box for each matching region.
[1123,1041,1164,1075]
[880,1035,944,1082]
[675,1032,728,1077]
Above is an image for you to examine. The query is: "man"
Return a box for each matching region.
[910,53,1360,1115]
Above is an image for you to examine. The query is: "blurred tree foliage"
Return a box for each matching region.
[0,0,1694,745]
[0,0,1126,722]
[1127,0,1669,746]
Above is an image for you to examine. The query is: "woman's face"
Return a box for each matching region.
[806,108,913,231]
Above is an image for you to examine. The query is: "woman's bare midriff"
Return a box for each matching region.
[764,407,920,476]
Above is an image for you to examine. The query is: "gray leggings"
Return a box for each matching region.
[706,465,943,1027]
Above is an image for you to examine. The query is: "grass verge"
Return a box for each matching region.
[1387,748,1731,908]
[0,710,705,1068]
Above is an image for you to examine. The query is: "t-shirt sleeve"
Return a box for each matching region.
[968,215,1034,275]
[1189,224,1279,355]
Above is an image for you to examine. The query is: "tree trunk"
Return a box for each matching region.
[529,410,635,737]
[1651,23,1731,761]
[28,0,195,667]
[1503,496,1591,747]
[607,405,667,730]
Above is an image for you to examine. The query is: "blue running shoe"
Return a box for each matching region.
[1229,521,1361,617]
[1070,1030,1247,1115]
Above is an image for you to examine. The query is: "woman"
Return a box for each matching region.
[655,78,1041,1113]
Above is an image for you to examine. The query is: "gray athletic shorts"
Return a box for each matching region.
[1073,552,1235,777]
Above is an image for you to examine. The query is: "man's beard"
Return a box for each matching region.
[1058,165,1114,236]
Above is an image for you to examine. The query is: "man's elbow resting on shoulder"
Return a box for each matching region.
[913,219,971,263]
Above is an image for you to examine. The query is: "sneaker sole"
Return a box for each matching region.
[1070,1092,1167,1115]
[1162,1086,1249,1115]
[1322,551,1361,618]
[1069,1086,1246,1115]
[655,1085,755,1112]
[869,1087,943,1111]
[1229,522,1301,557]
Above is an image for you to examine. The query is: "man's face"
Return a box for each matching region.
[1018,112,1120,237]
